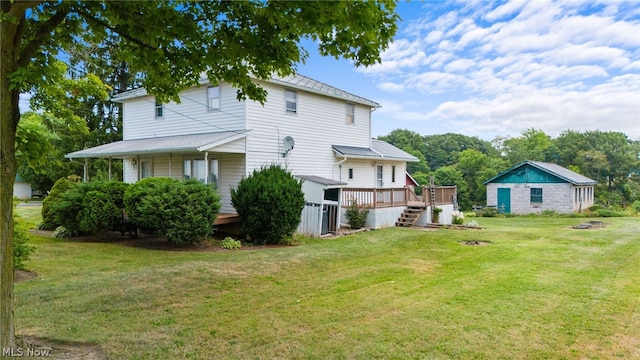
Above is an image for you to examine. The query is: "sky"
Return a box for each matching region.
[296,0,640,141]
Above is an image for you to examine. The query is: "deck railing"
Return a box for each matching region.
[342,186,457,209]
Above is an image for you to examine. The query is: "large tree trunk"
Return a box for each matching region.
[0,7,20,351]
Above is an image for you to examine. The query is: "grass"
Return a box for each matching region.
[14,206,640,359]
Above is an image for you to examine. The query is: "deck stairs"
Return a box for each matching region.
[396,206,425,227]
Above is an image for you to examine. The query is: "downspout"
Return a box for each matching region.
[333,153,348,180]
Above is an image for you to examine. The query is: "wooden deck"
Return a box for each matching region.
[214,213,240,225]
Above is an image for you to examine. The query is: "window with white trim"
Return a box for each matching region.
[348,168,354,180]
[140,160,153,179]
[285,90,297,113]
[155,100,163,118]
[183,158,219,186]
[346,103,355,124]
[207,86,220,110]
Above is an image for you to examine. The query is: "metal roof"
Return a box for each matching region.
[66,131,248,159]
[296,175,347,187]
[332,140,419,162]
[112,73,380,108]
[483,160,597,185]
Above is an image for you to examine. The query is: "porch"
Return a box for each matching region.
[341,186,457,209]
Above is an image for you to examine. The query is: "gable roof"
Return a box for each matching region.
[66,131,249,159]
[483,160,597,185]
[111,73,380,108]
[332,139,419,162]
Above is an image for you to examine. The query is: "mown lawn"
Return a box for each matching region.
[14,207,640,359]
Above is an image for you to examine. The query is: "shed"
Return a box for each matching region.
[296,175,347,237]
[483,161,597,214]
[13,175,32,200]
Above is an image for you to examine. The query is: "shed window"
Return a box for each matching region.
[346,103,355,124]
[530,188,543,204]
[285,90,297,113]
[155,100,163,118]
[207,86,220,110]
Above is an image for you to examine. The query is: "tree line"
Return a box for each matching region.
[378,128,640,210]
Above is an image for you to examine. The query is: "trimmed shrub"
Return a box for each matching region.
[631,200,640,214]
[41,176,80,230]
[345,200,369,229]
[231,164,305,245]
[125,178,221,246]
[51,181,128,234]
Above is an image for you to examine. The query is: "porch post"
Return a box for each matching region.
[169,153,173,178]
[204,152,209,184]
[84,158,89,182]
[108,158,112,180]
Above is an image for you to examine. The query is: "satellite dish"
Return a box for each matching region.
[283,136,295,151]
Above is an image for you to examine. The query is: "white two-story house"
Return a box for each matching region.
[67,73,427,236]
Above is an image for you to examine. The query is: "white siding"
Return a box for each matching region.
[123,83,246,140]
[336,160,407,189]
[244,81,373,179]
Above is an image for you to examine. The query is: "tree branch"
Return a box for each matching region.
[16,4,69,68]
[75,7,155,51]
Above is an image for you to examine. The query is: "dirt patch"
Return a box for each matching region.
[16,336,106,360]
[15,269,37,283]
[460,240,490,246]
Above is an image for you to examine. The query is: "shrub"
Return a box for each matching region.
[345,200,369,229]
[432,206,443,223]
[52,226,77,238]
[52,181,127,234]
[41,176,80,230]
[540,209,558,217]
[479,207,498,217]
[125,178,221,246]
[595,209,625,217]
[451,210,464,224]
[231,164,305,245]
[13,210,35,270]
[632,200,640,214]
[220,237,242,250]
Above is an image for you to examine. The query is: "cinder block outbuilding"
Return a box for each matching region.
[483,161,597,214]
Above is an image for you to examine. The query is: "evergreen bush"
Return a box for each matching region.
[40,176,80,230]
[13,209,35,270]
[231,164,305,245]
[125,178,221,246]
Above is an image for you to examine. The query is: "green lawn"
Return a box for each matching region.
[14,207,640,359]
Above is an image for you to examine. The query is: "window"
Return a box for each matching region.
[155,100,163,118]
[348,168,354,180]
[285,90,297,113]
[140,160,153,179]
[376,165,383,187]
[392,165,396,183]
[207,86,220,110]
[346,103,355,124]
[530,188,543,204]
[184,158,219,186]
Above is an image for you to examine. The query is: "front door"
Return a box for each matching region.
[497,188,511,214]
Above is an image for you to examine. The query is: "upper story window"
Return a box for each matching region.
[207,86,220,110]
[285,90,297,113]
[155,100,164,118]
[346,103,355,124]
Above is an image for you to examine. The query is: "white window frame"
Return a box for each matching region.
[285,90,297,113]
[155,100,163,118]
[346,103,355,125]
[183,157,219,186]
[376,165,384,188]
[140,159,153,179]
[207,85,220,111]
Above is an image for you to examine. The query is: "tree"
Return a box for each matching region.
[0,1,398,349]
[496,128,553,165]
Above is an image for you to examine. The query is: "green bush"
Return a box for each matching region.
[231,164,305,245]
[125,178,221,246]
[345,200,369,229]
[220,237,242,250]
[41,176,80,230]
[52,181,127,234]
[52,226,77,238]
[595,209,626,217]
[479,207,498,217]
[631,200,640,214]
[13,211,35,270]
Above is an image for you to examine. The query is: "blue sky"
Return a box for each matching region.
[296,0,640,141]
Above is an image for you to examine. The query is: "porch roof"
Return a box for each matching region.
[332,139,419,162]
[66,130,249,159]
[297,175,347,187]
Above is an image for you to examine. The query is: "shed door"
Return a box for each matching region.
[497,188,511,214]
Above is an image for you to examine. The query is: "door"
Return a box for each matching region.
[497,188,511,214]
[376,165,383,188]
